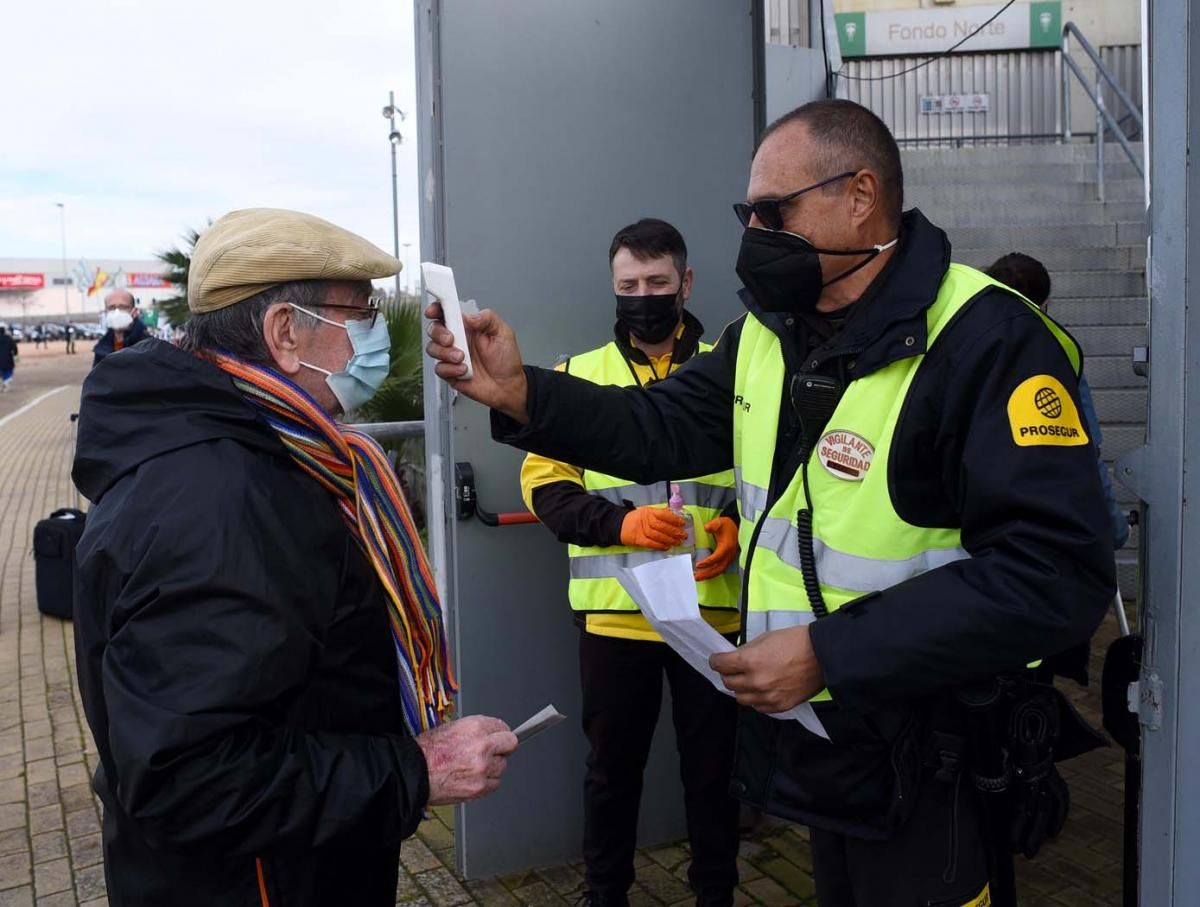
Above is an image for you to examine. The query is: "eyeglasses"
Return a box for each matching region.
[316,295,384,328]
[733,171,858,231]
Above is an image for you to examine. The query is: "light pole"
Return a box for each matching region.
[382,92,406,303]
[55,202,69,316]
[401,242,412,297]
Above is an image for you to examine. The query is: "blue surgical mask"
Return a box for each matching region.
[292,304,391,413]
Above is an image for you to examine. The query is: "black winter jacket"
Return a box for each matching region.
[493,210,1115,836]
[72,340,429,906]
[0,334,16,371]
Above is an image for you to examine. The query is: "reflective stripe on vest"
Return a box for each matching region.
[745,609,814,639]
[570,547,726,579]
[735,466,770,523]
[755,516,969,593]
[589,480,735,512]
[566,341,740,613]
[732,264,1081,699]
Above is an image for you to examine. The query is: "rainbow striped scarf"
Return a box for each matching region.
[210,352,456,735]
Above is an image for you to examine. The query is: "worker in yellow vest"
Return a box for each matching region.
[520,219,741,907]
[427,101,1114,907]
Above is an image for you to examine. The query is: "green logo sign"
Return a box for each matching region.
[1029,1,1062,48]
[836,12,867,58]
[836,2,1062,57]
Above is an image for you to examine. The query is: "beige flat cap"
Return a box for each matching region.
[188,208,401,313]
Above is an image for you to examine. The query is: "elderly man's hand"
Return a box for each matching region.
[425,303,529,423]
[708,625,824,714]
[416,715,519,806]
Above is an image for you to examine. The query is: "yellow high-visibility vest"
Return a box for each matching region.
[732,265,1081,700]
[566,341,741,615]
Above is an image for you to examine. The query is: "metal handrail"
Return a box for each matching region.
[348,420,425,441]
[1062,23,1144,138]
[1060,22,1144,198]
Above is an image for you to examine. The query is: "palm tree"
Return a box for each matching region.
[155,226,204,328]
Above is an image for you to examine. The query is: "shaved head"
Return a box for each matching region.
[104,289,135,309]
[758,100,904,229]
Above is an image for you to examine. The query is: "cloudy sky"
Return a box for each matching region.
[1,0,421,279]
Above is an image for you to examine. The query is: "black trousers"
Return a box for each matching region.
[579,630,740,904]
[810,768,990,907]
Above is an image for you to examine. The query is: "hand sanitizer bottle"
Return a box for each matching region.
[668,483,696,558]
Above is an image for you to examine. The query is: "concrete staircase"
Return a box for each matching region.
[903,142,1147,597]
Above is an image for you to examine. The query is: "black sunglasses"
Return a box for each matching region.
[316,297,383,329]
[733,171,858,231]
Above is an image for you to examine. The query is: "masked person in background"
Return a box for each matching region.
[73,208,517,907]
[520,219,741,907]
[93,289,151,367]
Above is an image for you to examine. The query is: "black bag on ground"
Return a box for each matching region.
[33,509,87,620]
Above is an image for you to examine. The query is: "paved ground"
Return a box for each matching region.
[0,349,104,907]
[0,349,1130,905]
[0,342,89,416]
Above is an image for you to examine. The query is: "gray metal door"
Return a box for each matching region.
[415,0,766,879]
[1119,0,1200,900]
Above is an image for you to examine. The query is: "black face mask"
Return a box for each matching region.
[735,227,898,314]
[615,291,681,344]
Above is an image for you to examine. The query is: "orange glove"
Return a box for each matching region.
[620,506,687,551]
[694,516,739,581]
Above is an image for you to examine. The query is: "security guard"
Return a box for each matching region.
[427,100,1114,907]
[521,219,742,907]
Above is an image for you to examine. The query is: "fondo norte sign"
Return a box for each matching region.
[836,1,1061,58]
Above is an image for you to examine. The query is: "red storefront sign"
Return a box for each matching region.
[0,273,45,290]
[126,272,170,288]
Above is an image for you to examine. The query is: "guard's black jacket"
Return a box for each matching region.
[72,340,429,906]
[494,210,1115,836]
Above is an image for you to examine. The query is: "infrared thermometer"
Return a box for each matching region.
[421,262,475,380]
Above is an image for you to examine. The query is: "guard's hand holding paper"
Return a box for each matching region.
[615,555,828,739]
[708,625,825,713]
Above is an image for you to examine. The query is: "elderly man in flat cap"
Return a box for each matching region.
[72,209,517,907]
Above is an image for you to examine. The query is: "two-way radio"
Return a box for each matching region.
[789,372,845,619]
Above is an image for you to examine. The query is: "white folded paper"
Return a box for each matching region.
[513,704,567,744]
[616,555,829,740]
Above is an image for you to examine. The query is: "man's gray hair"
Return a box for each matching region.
[179,279,359,365]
